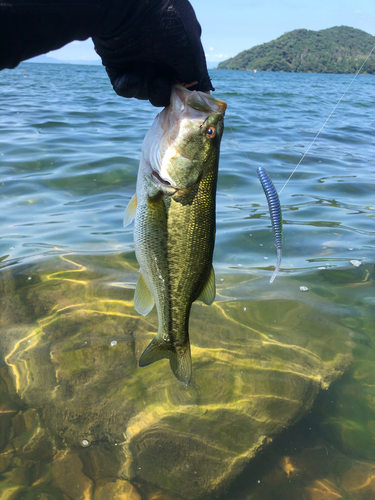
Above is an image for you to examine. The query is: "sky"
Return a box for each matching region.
[48,0,375,64]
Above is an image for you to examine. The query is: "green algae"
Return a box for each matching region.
[0,254,354,499]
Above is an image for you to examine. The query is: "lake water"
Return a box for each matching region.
[0,63,375,500]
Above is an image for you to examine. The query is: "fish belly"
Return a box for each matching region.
[135,175,216,385]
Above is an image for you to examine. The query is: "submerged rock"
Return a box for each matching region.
[0,256,352,499]
[94,479,141,500]
[51,452,94,500]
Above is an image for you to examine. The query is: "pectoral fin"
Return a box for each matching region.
[139,336,192,386]
[123,193,137,228]
[196,266,216,305]
[134,272,155,316]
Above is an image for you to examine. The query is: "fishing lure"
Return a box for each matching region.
[257,166,283,284]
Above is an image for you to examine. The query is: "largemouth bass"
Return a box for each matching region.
[124,85,226,385]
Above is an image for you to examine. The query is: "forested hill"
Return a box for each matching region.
[218,26,375,74]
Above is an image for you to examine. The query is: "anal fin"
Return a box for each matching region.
[196,265,216,305]
[134,272,155,316]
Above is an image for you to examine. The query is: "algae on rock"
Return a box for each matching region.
[0,255,352,499]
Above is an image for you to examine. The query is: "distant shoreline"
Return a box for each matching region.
[25,55,218,69]
[218,26,375,75]
[25,55,102,66]
[215,68,375,75]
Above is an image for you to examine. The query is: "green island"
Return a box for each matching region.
[218,26,375,74]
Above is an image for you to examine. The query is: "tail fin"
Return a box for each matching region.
[138,336,192,386]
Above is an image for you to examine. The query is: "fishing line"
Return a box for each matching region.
[279,44,375,194]
[227,122,282,283]
[226,44,375,282]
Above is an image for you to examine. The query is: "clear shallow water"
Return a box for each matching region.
[0,63,375,500]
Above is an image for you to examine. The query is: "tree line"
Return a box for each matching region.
[218,26,375,74]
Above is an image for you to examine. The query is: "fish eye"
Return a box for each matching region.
[206,127,216,139]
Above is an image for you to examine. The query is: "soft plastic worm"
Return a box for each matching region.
[257,166,283,284]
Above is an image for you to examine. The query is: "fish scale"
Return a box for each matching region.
[124,85,227,385]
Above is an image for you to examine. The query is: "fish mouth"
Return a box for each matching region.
[151,170,178,193]
[152,170,171,186]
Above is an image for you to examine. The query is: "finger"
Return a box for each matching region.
[176,80,198,88]
[148,74,172,107]
[107,68,147,100]
[151,0,214,92]
[106,64,173,107]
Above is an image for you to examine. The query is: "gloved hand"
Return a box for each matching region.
[93,0,214,107]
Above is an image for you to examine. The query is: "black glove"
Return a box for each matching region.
[93,0,214,107]
[0,0,212,107]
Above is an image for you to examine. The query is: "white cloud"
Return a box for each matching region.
[209,47,214,51]
[205,53,229,62]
